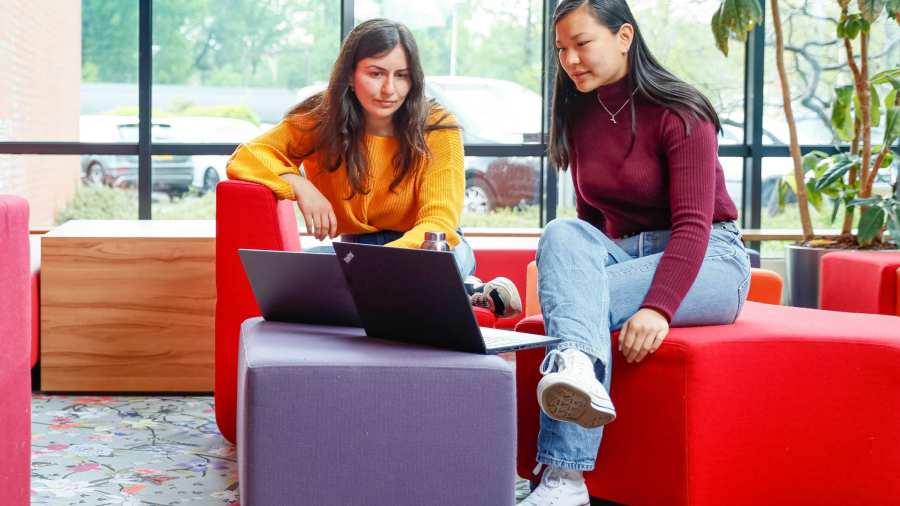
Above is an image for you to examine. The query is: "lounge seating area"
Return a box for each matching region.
[4,182,899,505]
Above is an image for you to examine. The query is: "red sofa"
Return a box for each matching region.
[0,195,32,505]
[820,250,900,316]
[514,301,900,505]
[215,180,516,442]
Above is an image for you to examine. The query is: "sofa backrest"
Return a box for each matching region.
[214,180,300,442]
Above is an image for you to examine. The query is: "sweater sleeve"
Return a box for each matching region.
[225,118,316,200]
[640,111,718,321]
[386,125,465,249]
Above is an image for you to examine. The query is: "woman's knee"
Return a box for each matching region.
[539,219,601,256]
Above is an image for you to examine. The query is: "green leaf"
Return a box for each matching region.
[858,205,885,245]
[777,179,789,209]
[831,197,843,224]
[802,150,829,176]
[870,84,881,127]
[807,180,824,213]
[815,154,856,191]
[711,6,729,56]
[871,68,900,86]
[884,106,900,147]
[849,196,885,207]
[846,16,863,39]
[886,89,898,111]
[710,0,762,57]
[832,85,855,141]
[858,0,887,23]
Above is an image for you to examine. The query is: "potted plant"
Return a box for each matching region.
[712,0,899,307]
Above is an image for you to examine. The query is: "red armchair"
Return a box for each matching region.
[215,180,499,442]
[0,195,32,505]
[515,270,900,505]
[820,251,900,316]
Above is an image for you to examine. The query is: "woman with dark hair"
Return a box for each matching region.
[520,1,750,503]
[227,18,521,318]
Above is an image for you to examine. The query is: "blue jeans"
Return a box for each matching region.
[304,229,476,278]
[535,218,751,471]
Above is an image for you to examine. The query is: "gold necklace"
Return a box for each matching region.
[596,88,638,124]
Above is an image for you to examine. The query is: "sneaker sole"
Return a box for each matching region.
[539,382,616,429]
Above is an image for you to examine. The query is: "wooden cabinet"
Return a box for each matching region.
[40,220,215,392]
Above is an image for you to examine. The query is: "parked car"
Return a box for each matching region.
[296,76,544,214]
[424,76,543,214]
[167,117,263,193]
[79,115,194,198]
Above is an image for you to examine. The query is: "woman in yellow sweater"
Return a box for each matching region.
[227,18,521,318]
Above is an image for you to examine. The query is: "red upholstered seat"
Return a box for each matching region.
[215,180,498,442]
[820,251,900,315]
[0,195,32,505]
[514,301,900,505]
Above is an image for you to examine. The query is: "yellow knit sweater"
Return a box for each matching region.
[226,110,465,249]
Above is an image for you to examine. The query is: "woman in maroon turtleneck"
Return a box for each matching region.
[520,1,751,504]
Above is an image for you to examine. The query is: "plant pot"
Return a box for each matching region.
[784,244,832,308]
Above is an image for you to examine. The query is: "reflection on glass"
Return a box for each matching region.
[762,2,899,145]
[460,156,542,228]
[630,0,746,144]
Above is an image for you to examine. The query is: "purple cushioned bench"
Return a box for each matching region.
[236,318,516,505]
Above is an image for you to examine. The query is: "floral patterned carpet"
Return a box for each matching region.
[31,395,239,506]
[31,394,532,505]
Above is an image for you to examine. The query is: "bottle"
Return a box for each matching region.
[420,231,451,251]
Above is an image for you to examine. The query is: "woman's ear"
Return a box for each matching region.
[618,23,635,54]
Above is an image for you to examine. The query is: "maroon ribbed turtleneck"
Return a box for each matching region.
[569,76,738,321]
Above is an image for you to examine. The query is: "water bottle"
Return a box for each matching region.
[420,231,451,251]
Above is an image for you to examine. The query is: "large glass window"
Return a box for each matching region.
[762,2,900,145]
[355,0,544,227]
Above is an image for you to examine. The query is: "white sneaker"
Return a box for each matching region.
[537,348,616,429]
[469,276,523,318]
[518,465,590,506]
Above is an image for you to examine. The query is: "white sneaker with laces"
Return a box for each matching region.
[518,464,590,506]
[537,348,616,429]
[469,276,523,318]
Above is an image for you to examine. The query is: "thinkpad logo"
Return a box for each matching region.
[343,252,354,264]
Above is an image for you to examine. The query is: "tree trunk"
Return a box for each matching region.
[771,0,814,241]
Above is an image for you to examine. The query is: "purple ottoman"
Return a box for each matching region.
[236,318,516,505]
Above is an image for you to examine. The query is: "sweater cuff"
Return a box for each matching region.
[639,302,674,323]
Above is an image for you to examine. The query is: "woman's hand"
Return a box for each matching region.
[283,174,337,240]
[618,308,669,363]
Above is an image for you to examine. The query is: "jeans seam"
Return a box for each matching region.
[554,341,607,365]
[536,453,596,472]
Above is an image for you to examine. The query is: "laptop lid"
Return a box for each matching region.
[238,249,362,327]
[331,242,559,354]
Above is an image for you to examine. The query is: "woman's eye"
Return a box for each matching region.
[577,41,590,47]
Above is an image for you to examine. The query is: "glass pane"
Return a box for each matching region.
[148,0,339,218]
[354,0,543,144]
[759,157,845,257]
[763,3,900,145]
[460,156,542,228]
[0,154,139,227]
[632,0,746,144]
[0,2,132,142]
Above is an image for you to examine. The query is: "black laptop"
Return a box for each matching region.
[238,249,362,327]
[331,241,560,354]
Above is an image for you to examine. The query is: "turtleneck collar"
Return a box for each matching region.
[594,75,633,107]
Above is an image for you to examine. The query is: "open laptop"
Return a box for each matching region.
[238,249,362,327]
[332,241,560,354]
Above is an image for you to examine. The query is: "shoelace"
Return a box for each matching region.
[539,349,593,378]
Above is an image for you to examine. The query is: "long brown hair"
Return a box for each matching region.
[287,19,457,197]
[549,0,721,169]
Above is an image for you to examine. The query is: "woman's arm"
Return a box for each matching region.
[386,126,465,249]
[640,111,719,321]
[225,119,314,200]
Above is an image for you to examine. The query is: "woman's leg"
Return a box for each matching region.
[535,220,751,471]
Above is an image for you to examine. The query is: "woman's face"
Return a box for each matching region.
[555,4,633,92]
[352,44,411,129]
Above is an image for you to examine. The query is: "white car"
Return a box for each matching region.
[168,117,263,193]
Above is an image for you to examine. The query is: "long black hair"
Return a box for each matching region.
[287,19,455,197]
[549,0,721,169]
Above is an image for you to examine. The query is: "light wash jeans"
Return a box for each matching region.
[304,229,476,278]
[535,218,751,471]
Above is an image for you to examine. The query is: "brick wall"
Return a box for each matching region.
[0,1,81,226]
